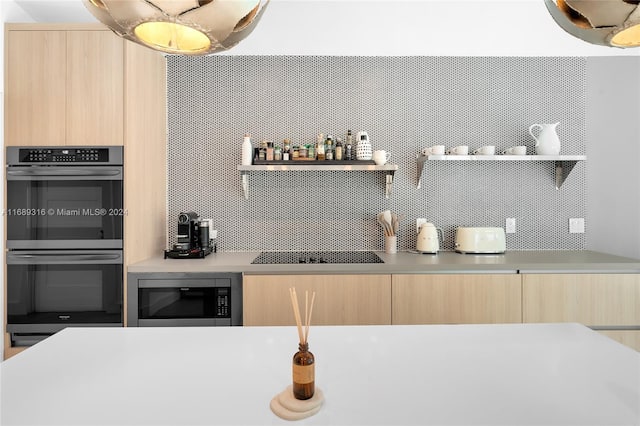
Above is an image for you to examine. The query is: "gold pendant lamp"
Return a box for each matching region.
[545,0,640,47]
[82,0,270,55]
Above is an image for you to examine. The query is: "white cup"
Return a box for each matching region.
[373,150,391,165]
[473,145,496,155]
[421,145,445,156]
[502,145,527,155]
[447,145,469,155]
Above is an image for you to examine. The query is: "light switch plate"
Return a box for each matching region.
[506,218,516,234]
[569,218,585,234]
[416,218,428,233]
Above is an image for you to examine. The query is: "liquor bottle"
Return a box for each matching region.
[335,137,343,160]
[325,135,334,161]
[345,130,353,160]
[283,139,291,161]
[292,342,315,400]
[316,133,325,161]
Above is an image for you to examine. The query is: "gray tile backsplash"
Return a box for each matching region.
[167,56,586,252]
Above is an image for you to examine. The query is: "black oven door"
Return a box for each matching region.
[6,250,123,345]
[6,166,123,249]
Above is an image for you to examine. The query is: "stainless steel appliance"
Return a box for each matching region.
[251,251,384,264]
[5,147,123,249]
[5,147,124,347]
[127,273,242,326]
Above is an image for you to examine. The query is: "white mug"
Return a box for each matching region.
[502,145,527,155]
[447,145,469,155]
[421,145,445,156]
[373,150,391,165]
[473,145,496,155]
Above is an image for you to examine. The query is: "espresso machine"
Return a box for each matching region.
[164,212,215,259]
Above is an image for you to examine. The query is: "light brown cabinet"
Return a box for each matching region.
[243,274,392,326]
[392,274,522,325]
[3,24,167,359]
[5,24,124,146]
[522,274,640,351]
[522,274,640,326]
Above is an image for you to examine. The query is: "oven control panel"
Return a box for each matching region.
[19,148,110,163]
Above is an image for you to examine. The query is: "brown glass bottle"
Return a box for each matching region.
[292,342,315,400]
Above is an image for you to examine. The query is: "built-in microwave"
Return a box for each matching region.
[127,273,243,327]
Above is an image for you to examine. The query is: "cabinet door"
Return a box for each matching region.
[66,31,124,146]
[392,274,522,325]
[5,30,66,146]
[243,275,391,326]
[522,274,640,326]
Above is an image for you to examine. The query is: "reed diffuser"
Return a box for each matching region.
[289,287,316,400]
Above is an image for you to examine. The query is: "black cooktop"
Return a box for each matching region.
[251,251,384,264]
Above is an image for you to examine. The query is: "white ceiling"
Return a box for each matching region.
[12,0,95,22]
[3,0,640,56]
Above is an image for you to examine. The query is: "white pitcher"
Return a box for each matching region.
[529,122,560,155]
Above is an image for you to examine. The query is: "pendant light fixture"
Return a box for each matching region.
[82,0,270,55]
[545,0,640,48]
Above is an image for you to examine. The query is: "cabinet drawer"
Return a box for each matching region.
[522,274,640,326]
[392,274,522,325]
[243,274,391,326]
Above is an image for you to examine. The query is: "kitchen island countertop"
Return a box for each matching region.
[1,323,638,425]
[127,250,640,274]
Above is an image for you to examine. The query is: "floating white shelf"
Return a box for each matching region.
[416,155,586,189]
[238,164,399,199]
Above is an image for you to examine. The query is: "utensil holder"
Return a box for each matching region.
[384,235,397,254]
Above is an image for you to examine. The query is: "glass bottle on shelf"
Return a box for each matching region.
[345,130,353,160]
[325,135,334,160]
[316,133,325,161]
[292,342,315,400]
[335,137,343,160]
[266,141,274,161]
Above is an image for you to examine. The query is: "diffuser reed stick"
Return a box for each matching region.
[289,287,316,344]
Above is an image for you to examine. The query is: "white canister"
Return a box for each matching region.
[241,133,253,165]
[356,131,372,160]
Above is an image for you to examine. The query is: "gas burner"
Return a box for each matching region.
[251,251,384,264]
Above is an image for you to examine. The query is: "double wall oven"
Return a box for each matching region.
[5,147,124,347]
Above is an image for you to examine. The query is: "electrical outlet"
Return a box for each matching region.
[569,218,585,234]
[416,218,428,233]
[506,218,516,234]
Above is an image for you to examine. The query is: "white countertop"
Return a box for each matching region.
[1,323,639,425]
[127,250,640,275]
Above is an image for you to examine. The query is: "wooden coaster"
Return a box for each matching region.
[270,386,324,420]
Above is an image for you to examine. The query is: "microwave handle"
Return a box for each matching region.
[7,168,122,177]
[7,253,122,263]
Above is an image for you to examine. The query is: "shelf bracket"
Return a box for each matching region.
[241,172,249,199]
[555,160,578,189]
[416,155,427,189]
[385,171,395,199]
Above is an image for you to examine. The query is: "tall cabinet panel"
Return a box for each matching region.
[66,31,124,145]
[3,24,167,359]
[4,24,124,146]
[5,30,66,146]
